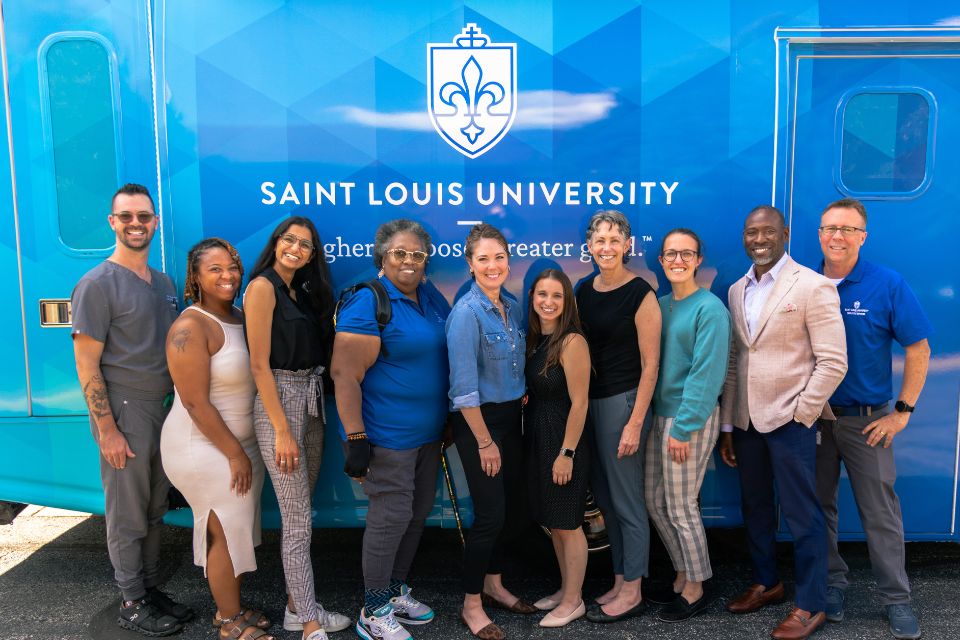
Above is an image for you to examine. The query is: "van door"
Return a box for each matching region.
[3,1,163,416]
[775,30,960,538]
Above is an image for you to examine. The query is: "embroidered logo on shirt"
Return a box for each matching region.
[844,300,868,316]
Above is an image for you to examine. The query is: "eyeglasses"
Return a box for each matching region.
[818,225,865,237]
[279,234,315,252]
[386,248,428,264]
[661,249,699,263]
[112,211,155,224]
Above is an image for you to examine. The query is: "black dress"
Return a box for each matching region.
[524,334,589,530]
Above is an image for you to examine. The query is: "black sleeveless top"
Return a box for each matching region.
[252,267,329,371]
[576,276,654,399]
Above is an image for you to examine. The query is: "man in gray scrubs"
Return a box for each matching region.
[72,183,191,636]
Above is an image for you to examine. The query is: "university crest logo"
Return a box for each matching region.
[427,24,517,158]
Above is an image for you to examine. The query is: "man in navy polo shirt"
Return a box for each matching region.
[814,197,932,640]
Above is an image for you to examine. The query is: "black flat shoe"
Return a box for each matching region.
[585,600,647,623]
[643,584,681,606]
[656,593,710,622]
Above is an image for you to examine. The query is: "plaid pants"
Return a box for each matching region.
[254,367,324,624]
[644,407,719,582]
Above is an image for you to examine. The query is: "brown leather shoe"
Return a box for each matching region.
[771,608,825,639]
[726,582,785,614]
[481,592,537,614]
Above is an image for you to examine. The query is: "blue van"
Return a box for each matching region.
[0,0,958,545]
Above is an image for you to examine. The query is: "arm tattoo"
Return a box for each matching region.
[83,374,112,421]
[171,327,191,352]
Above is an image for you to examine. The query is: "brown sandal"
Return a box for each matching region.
[213,609,271,631]
[460,609,506,640]
[219,612,275,640]
[481,592,537,614]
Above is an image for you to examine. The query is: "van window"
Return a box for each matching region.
[839,90,931,195]
[44,37,118,250]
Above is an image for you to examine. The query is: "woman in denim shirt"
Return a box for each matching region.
[446,223,534,640]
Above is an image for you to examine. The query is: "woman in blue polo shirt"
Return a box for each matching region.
[331,219,451,640]
[447,223,535,640]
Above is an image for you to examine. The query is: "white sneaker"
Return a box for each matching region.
[389,585,435,625]
[356,604,412,640]
[283,603,352,632]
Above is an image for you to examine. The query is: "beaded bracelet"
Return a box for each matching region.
[347,432,368,442]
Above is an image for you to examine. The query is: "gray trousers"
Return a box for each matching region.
[254,368,324,624]
[359,441,442,590]
[588,388,651,581]
[94,383,171,602]
[816,410,911,604]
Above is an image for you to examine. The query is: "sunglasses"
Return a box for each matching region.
[386,248,428,264]
[112,211,156,224]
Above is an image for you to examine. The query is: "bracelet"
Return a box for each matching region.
[347,432,368,442]
[478,440,494,450]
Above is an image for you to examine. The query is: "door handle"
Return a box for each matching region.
[39,299,72,327]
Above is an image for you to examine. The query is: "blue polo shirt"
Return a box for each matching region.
[818,258,932,406]
[335,277,451,449]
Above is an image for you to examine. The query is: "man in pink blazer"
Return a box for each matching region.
[718,205,847,640]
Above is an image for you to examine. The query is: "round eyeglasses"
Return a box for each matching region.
[661,249,699,263]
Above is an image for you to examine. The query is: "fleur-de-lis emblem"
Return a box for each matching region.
[428,24,517,158]
[439,56,506,144]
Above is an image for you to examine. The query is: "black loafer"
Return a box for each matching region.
[657,593,710,623]
[644,584,681,606]
[585,600,647,623]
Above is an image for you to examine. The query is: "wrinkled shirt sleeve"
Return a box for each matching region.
[446,305,481,409]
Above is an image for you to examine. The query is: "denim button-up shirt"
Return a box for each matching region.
[446,281,526,409]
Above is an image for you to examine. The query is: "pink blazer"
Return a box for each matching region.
[720,255,847,432]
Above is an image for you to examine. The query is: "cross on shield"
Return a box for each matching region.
[427,24,517,159]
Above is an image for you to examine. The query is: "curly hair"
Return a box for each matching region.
[184,237,243,304]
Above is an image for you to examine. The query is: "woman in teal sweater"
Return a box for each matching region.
[644,228,731,623]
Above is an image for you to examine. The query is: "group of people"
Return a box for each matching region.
[72,183,931,640]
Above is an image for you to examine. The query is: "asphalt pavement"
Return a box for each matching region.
[2,506,959,640]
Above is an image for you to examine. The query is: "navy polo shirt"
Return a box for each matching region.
[819,259,932,406]
[335,277,451,449]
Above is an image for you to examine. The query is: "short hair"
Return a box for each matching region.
[373,219,433,269]
[745,204,785,227]
[112,183,155,212]
[184,237,243,304]
[585,210,631,243]
[822,197,867,225]
[464,223,509,260]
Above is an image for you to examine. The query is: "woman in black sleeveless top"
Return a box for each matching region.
[576,211,662,624]
[244,217,350,640]
[524,269,591,628]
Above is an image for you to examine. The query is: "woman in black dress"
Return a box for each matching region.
[524,269,591,628]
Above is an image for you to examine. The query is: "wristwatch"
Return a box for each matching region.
[894,400,915,413]
[559,447,576,459]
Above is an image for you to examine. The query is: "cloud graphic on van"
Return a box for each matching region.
[333,90,616,131]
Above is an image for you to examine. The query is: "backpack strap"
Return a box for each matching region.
[334,278,393,356]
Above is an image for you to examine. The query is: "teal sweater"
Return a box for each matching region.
[652,288,731,442]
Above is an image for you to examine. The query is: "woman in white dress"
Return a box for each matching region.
[161,238,271,640]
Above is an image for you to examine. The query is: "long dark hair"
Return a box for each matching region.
[248,216,335,348]
[526,269,583,375]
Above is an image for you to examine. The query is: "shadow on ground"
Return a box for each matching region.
[1,514,959,640]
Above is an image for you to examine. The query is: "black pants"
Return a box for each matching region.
[452,399,527,594]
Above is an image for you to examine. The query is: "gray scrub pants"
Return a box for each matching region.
[588,388,651,581]
[93,383,172,602]
[816,409,911,605]
[358,441,442,590]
